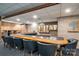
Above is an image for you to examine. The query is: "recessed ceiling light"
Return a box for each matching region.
[65,8,71,13]
[33,15,38,19]
[32,22,37,27]
[16,19,20,21]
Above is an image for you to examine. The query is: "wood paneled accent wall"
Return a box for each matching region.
[1,21,16,30]
[1,21,30,34]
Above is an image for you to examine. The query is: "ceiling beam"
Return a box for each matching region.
[3,3,59,19]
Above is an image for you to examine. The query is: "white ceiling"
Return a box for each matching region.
[3,3,79,24]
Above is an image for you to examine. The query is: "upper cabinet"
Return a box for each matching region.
[38,21,58,36]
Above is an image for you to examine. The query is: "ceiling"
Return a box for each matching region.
[2,3,79,24]
[0,3,43,16]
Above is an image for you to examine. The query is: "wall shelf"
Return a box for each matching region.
[68,30,79,33]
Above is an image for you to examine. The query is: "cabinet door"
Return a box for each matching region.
[45,25,49,32]
[53,25,57,30]
[49,25,54,30]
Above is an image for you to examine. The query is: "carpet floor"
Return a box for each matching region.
[0,40,79,56]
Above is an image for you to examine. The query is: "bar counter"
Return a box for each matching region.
[14,34,68,45]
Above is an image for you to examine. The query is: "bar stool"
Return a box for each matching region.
[2,36,7,47]
[23,39,38,56]
[12,38,24,55]
[62,39,78,56]
[14,38,24,50]
[38,42,57,56]
[5,36,15,49]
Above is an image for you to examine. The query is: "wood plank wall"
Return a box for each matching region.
[1,21,30,34]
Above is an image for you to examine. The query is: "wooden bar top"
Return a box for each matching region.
[14,34,68,45]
